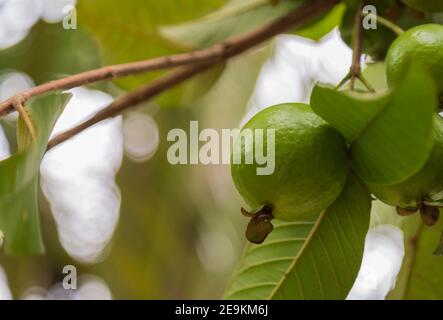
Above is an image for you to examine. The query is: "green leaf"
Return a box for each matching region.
[310,66,437,185]
[295,3,345,41]
[0,22,102,85]
[0,93,71,255]
[224,173,371,300]
[160,0,304,49]
[388,214,443,299]
[77,0,226,105]
[160,0,344,49]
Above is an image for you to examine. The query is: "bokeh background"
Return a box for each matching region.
[0,0,407,299]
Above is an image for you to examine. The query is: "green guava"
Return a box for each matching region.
[386,24,443,95]
[368,115,443,211]
[231,103,350,223]
[402,0,443,12]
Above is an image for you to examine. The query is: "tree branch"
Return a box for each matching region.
[0,0,338,117]
[47,0,339,149]
[47,62,213,149]
[1,0,336,148]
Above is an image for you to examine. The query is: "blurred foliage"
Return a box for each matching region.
[77,0,344,107]
[160,0,306,48]
[76,0,227,107]
[0,22,101,85]
[388,213,443,299]
[0,13,269,298]
[340,0,437,60]
[160,0,345,47]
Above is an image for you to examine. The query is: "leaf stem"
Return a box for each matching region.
[13,95,36,141]
[364,13,404,36]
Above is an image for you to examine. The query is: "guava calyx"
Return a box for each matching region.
[420,205,440,226]
[396,203,440,228]
[242,205,274,244]
[396,206,417,217]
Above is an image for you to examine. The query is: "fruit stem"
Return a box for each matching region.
[350,1,364,92]
[335,70,375,93]
[241,204,273,218]
[363,13,404,36]
[338,1,376,93]
[356,72,375,92]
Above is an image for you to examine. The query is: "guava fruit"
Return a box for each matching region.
[231,103,350,228]
[402,0,443,12]
[368,115,443,211]
[386,24,443,95]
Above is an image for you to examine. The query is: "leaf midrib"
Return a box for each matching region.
[267,210,327,299]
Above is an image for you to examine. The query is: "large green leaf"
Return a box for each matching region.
[224,173,371,299]
[77,0,226,104]
[388,214,443,300]
[310,66,437,185]
[160,0,303,49]
[0,93,71,255]
[160,0,344,49]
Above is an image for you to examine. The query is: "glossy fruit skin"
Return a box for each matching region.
[368,115,443,210]
[231,103,350,221]
[386,24,443,94]
[402,0,443,12]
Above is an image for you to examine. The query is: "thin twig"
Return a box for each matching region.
[0,0,339,117]
[47,0,339,149]
[364,13,404,36]
[336,1,375,93]
[350,1,364,91]
[47,63,212,149]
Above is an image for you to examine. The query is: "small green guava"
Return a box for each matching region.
[402,0,443,12]
[231,103,350,228]
[386,24,443,95]
[368,115,443,211]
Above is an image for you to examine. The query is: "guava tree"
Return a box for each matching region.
[0,0,442,299]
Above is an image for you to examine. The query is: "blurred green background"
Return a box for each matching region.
[0,17,271,298]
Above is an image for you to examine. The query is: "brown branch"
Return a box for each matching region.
[0,52,222,116]
[336,1,374,93]
[0,0,339,117]
[47,62,212,149]
[43,0,338,148]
